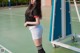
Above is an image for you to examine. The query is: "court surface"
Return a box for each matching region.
[0,5,80,53]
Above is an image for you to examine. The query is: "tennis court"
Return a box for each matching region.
[0,5,80,53]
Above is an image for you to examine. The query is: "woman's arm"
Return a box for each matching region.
[24,16,40,27]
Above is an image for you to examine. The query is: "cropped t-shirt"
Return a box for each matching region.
[25,8,39,26]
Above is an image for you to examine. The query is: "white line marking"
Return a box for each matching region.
[0,44,12,53]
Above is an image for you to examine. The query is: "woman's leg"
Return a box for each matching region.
[29,25,45,53]
[33,38,42,46]
[33,38,45,53]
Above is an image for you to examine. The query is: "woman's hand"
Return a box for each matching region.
[24,22,27,27]
[24,17,40,26]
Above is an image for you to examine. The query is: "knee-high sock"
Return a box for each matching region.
[36,45,45,53]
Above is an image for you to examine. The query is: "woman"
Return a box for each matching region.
[24,0,45,53]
